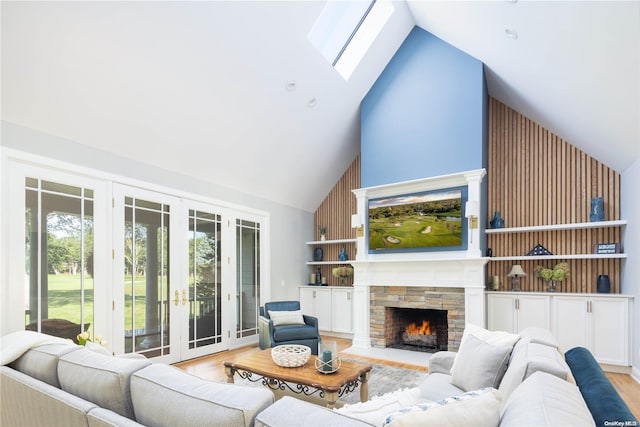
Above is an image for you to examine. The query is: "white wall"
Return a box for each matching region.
[0,121,313,304]
[621,156,640,378]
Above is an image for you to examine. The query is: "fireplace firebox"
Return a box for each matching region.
[385,307,448,353]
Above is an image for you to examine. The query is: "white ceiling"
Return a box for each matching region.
[2,1,639,212]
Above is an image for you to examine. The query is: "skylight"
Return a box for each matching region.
[308,0,394,80]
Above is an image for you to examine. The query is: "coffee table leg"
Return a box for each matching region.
[325,391,339,409]
[224,366,235,384]
[359,371,370,402]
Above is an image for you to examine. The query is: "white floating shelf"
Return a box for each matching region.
[489,253,627,261]
[306,261,354,265]
[306,238,357,245]
[485,220,627,234]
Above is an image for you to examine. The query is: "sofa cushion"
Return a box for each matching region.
[450,323,519,377]
[382,387,501,427]
[498,340,572,400]
[10,343,80,388]
[272,324,317,341]
[418,372,466,401]
[335,387,425,426]
[450,334,512,391]
[500,371,594,426]
[131,364,274,427]
[58,347,151,419]
[256,396,377,427]
[518,327,558,348]
[268,310,305,326]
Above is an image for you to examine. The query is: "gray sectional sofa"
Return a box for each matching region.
[1,341,274,427]
[256,326,638,427]
[2,327,636,427]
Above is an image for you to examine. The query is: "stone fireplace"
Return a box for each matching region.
[350,169,488,351]
[371,286,464,352]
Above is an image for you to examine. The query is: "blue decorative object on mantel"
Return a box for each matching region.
[338,247,348,261]
[490,211,504,229]
[590,197,605,222]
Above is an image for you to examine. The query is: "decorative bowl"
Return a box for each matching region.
[271,344,311,367]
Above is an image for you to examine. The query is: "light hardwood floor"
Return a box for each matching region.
[174,336,640,420]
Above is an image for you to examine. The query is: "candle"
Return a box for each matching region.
[322,350,332,372]
[310,273,316,284]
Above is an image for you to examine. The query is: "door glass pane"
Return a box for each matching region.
[124,199,170,357]
[236,219,260,338]
[188,210,222,349]
[24,178,94,342]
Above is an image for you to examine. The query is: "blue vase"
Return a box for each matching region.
[490,211,504,229]
[338,247,348,261]
[590,197,604,222]
[596,274,610,293]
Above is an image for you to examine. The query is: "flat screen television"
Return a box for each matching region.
[368,186,468,253]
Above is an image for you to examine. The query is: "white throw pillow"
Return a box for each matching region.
[268,310,305,326]
[335,388,424,426]
[450,323,520,376]
[450,334,513,391]
[382,387,501,427]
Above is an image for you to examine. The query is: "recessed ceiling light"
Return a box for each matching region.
[307,98,317,108]
[504,27,518,40]
[285,81,297,92]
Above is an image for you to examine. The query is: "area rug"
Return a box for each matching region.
[232,358,429,406]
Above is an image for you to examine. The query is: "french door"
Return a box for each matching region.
[112,185,264,362]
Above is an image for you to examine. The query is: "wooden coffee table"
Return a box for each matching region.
[223,349,371,408]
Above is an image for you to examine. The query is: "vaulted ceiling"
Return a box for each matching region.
[2,1,638,212]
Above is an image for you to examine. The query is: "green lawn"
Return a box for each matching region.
[42,274,160,333]
[369,214,462,250]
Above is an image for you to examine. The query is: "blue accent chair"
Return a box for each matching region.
[258,301,320,355]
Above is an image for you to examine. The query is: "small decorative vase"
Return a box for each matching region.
[590,197,605,222]
[320,234,326,241]
[596,274,610,293]
[338,247,348,261]
[546,280,558,292]
[490,211,504,229]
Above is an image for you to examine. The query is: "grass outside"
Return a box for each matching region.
[40,274,157,333]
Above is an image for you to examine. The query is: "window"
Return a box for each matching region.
[308,0,394,80]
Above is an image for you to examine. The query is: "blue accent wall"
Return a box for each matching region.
[361,27,487,187]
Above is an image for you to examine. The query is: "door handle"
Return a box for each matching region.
[174,290,179,306]
[182,289,188,305]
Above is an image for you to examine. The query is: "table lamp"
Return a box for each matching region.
[507,264,527,291]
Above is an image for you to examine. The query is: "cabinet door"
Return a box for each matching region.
[300,287,318,318]
[590,297,629,365]
[552,296,589,351]
[331,288,353,333]
[487,294,517,333]
[516,295,550,332]
[315,289,332,331]
[299,287,332,330]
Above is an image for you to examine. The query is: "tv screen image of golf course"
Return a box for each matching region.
[368,189,463,251]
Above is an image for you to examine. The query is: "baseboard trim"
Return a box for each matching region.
[631,366,640,384]
[600,363,632,374]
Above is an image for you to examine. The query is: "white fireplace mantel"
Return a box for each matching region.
[350,169,488,349]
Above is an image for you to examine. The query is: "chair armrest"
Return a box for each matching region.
[302,314,319,330]
[258,316,274,350]
[428,351,457,374]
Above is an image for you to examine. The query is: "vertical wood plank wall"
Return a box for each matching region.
[313,98,621,293]
[487,98,621,293]
[313,155,360,286]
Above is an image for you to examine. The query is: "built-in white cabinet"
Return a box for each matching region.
[487,292,633,366]
[487,293,550,333]
[552,295,631,366]
[299,286,353,335]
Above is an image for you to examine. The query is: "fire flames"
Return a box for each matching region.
[405,320,432,336]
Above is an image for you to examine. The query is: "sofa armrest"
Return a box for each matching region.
[255,396,376,427]
[428,351,457,374]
